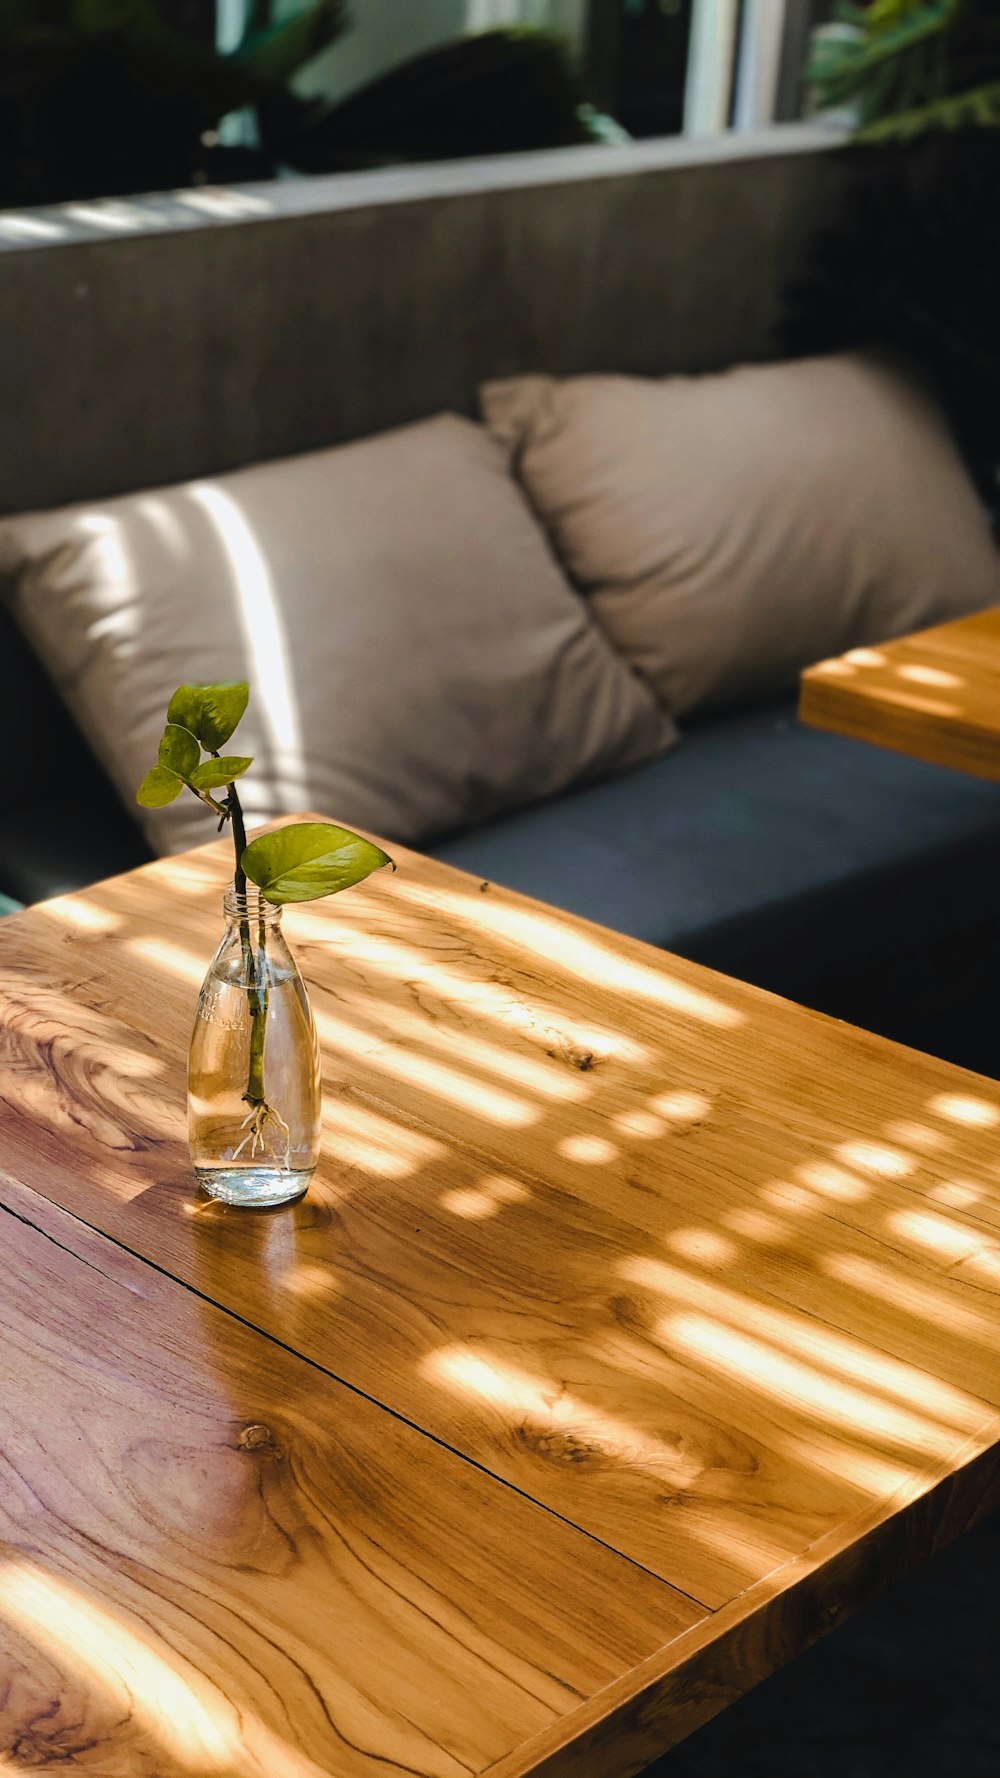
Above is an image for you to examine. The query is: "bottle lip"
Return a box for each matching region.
[223,887,283,923]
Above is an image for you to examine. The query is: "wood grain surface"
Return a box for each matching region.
[3,827,1000,1773]
[800,606,1000,778]
[0,1186,692,1775]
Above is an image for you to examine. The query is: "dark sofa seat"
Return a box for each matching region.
[4,640,1000,1070]
[0,603,152,909]
[429,695,1000,1072]
[0,793,151,908]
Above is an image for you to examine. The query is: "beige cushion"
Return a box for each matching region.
[0,414,672,855]
[481,354,1000,717]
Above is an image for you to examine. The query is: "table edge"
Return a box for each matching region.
[482,1418,1000,1778]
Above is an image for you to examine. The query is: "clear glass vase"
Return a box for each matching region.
[189,888,321,1207]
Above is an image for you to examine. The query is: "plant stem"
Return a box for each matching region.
[228,782,249,895]
[226,780,269,1110]
[247,989,268,1105]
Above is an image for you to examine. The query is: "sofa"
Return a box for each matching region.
[3,129,1000,1075]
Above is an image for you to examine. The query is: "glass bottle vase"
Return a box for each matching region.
[189,888,321,1207]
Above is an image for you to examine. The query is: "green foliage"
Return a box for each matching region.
[135,722,195,805]
[190,756,252,791]
[242,822,393,906]
[860,78,1000,137]
[136,682,394,908]
[275,26,598,173]
[139,681,253,812]
[238,0,348,85]
[136,763,183,807]
[1,5,599,205]
[0,0,349,205]
[167,682,248,752]
[809,0,1000,140]
[158,720,200,780]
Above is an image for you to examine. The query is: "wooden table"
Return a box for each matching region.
[800,606,1000,778]
[3,828,1000,1777]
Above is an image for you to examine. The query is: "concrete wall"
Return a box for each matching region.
[0,126,847,514]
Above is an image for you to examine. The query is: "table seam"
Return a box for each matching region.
[0,1174,712,1620]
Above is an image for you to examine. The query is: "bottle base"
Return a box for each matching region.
[194,1165,313,1208]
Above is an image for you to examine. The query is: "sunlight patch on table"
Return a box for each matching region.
[39,896,121,935]
[440,1175,530,1220]
[323,1098,445,1179]
[661,1314,958,1458]
[664,1228,737,1267]
[721,1208,790,1245]
[315,1007,538,1128]
[127,935,204,984]
[796,1161,869,1202]
[283,1261,340,1298]
[897,663,962,689]
[0,1560,241,1771]
[888,1208,990,1267]
[928,1179,983,1211]
[613,1108,667,1140]
[822,1252,994,1339]
[365,999,590,1101]
[835,1142,912,1181]
[391,883,744,1028]
[423,1346,700,1486]
[622,1255,984,1431]
[780,1435,916,1500]
[306,917,651,1064]
[558,1134,619,1166]
[650,1090,712,1123]
[0,1558,332,1775]
[930,1092,1000,1130]
[884,1120,950,1153]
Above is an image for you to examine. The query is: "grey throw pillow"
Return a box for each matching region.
[481,354,1000,718]
[0,414,672,855]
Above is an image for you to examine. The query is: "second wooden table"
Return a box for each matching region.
[800,606,1000,778]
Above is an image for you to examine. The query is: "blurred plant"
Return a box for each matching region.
[809,0,1000,140]
[782,128,1000,494]
[264,28,600,172]
[0,0,348,204]
[0,4,600,204]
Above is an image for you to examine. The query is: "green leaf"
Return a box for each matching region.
[158,722,201,781]
[235,0,350,84]
[136,764,183,808]
[167,682,249,751]
[857,78,1000,138]
[242,822,394,906]
[190,755,253,791]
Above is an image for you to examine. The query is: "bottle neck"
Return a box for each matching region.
[223,888,283,929]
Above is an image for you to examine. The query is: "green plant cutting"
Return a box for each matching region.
[810,1,1000,140]
[137,680,391,1159]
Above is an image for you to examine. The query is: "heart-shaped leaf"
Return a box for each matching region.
[190,755,253,791]
[167,682,248,751]
[137,764,183,808]
[158,722,201,781]
[242,822,394,905]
